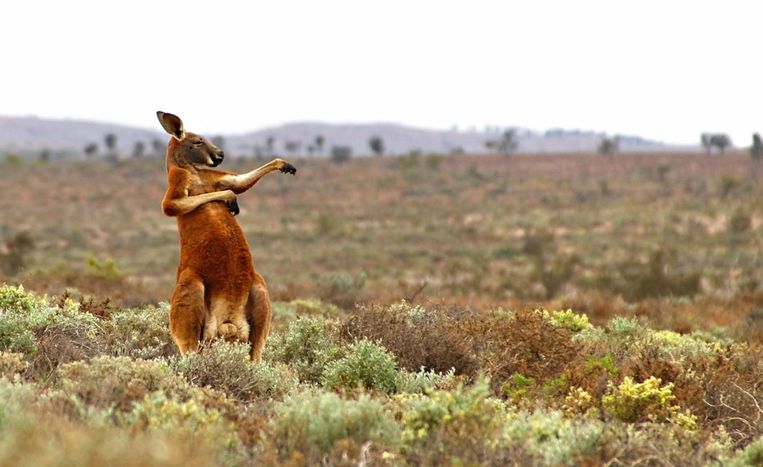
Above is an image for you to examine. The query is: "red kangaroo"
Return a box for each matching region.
[157,111,296,362]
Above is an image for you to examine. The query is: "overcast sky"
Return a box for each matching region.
[2,0,760,145]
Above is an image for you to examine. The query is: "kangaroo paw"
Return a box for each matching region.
[279,163,297,175]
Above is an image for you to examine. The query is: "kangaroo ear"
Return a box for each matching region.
[156,111,185,140]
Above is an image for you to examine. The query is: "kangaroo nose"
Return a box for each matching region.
[218,151,224,160]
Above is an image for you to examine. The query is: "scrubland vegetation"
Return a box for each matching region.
[1,151,763,465]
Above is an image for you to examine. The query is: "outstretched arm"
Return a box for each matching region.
[216,158,296,194]
[162,168,237,217]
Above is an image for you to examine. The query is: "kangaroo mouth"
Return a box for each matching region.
[210,154,224,167]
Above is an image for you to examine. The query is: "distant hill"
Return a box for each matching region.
[0,115,678,159]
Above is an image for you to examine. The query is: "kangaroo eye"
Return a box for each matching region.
[193,141,203,146]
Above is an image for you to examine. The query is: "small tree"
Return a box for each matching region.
[266,136,276,157]
[330,145,352,164]
[38,149,51,164]
[151,139,164,157]
[709,134,731,154]
[700,133,712,155]
[104,133,117,157]
[369,136,385,156]
[486,129,518,155]
[598,136,619,157]
[84,143,98,158]
[314,135,325,154]
[284,140,301,155]
[132,141,145,158]
[750,133,762,161]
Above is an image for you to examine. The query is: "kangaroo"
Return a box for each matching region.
[157,111,296,362]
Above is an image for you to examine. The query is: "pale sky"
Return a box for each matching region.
[2,0,761,145]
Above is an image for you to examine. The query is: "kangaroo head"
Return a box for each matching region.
[157,111,224,170]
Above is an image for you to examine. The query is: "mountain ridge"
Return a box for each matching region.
[0,115,680,158]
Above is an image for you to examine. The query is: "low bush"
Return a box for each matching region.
[0,352,27,379]
[57,356,189,412]
[266,316,343,383]
[103,305,176,359]
[602,376,696,429]
[323,338,399,393]
[0,285,105,377]
[399,378,509,464]
[340,302,477,375]
[170,341,297,402]
[268,389,398,462]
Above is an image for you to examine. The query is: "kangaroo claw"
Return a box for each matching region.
[227,198,240,216]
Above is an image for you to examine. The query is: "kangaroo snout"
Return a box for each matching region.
[212,151,224,166]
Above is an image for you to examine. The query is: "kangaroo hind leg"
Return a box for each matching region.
[170,269,206,354]
[246,274,272,363]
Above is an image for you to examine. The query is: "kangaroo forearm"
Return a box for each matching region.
[163,192,229,216]
[225,160,280,194]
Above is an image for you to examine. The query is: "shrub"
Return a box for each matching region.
[400,378,508,464]
[602,376,696,429]
[126,392,244,462]
[502,408,606,465]
[731,436,763,466]
[396,367,458,394]
[0,285,105,376]
[0,352,27,379]
[104,305,176,359]
[542,309,592,332]
[318,271,366,309]
[58,356,189,412]
[0,377,38,424]
[473,309,580,392]
[171,341,297,402]
[266,316,343,383]
[340,302,477,376]
[502,373,536,402]
[269,389,398,461]
[323,339,399,393]
[0,417,219,467]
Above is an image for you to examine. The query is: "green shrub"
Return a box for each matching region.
[58,356,189,412]
[730,436,763,466]
[400,378,508,464]
[0,352,27,379]
[126,391,244,462]
[0,285,105,375]
[0,318,37,356]
[266,316,343,383]
[0,378,38,428]
[502,373,536,402]
[396,367,457,394]
[502,408,605,465]
[323,338,399,393]
[270,389,398,461]
[602,376,696,429]
[171,341,297,402]
[104,305,176,359]
[542,309,591,332]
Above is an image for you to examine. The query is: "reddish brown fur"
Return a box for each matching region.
[157,111,296,361]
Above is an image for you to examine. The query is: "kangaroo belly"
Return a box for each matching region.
[176,203,255,291]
